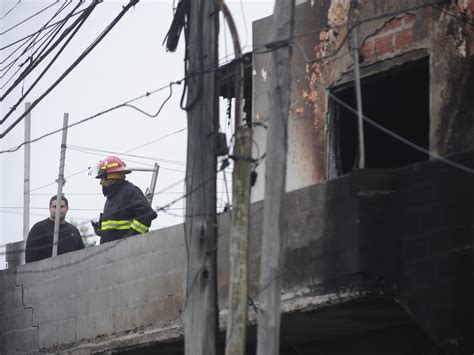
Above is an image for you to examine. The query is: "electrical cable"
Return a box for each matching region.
[0,7,88,51]
[238,0,249,51]
[12,125,189,219]
[0,176,187,255]
[0,0,93,111]
[0,0,72,68]
[0,0,21,20]
[0,0,136,138]
[1,45,254,153]
[0,0,60,36]
[68,146,156,168]
[328,92,474,175]
[29,191,229,196]
[436,7,474,27]
[31,193,105,196]
[0,20,63,80]
[0,178,187,253]
[68,145,186,166]
[1,206,187,211]
[122,127,187,155]
[123,82,176,118]
[69,147,188,174]
[26,167,91,194]
[0,1,74,88]
[0,80,177,155]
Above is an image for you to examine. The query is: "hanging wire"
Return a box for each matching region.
[328,93,474,175]
[0,1,60,36]
[0,0,21,20]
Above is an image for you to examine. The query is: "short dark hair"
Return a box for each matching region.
[49,194,69,208]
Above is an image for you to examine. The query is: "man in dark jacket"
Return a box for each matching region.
[25,195,85,263]
[92,156,157,244]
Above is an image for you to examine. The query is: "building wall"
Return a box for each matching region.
[0,225,186,354]
[1,151,473,353]
[0,166,403,354]
[251,0,474,201]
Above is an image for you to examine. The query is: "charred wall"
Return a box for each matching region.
[252,0,474,189]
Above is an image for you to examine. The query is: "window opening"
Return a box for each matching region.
[330,57,430,175]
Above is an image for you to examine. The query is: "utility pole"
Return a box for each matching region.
[216,2,251,355]
[23,102,31,241]
[256,2,295,355]
[183,0,219,354]
[52,113,69,257]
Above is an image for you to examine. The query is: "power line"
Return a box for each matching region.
[0,179,189,253]
[0,79,182,154]
[123,82,175,118]
[26,167,90,194]
[0,0,137,138]
[0,19,62,78]
[0,1,60,36]
[9,125,189,205]
[67,147,189,175]
[0,1,95,114]
[30,191,230,196]
[0,1,75,88]
[0,7,88,51]
[0,206,187,211]
[68,145,186,166]
[68,146,156,168]
[123,127,187,154]
[436,7,474,27]
[1,169,225,271]
[0,37,254,153]
[328,93,474,175]
[0,1,72,69]
[0,0,21,20]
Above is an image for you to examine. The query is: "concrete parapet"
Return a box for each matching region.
[1,152,473,353]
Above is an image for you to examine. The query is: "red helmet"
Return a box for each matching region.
[95,156,131,179]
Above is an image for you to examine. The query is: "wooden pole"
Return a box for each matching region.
[52,113,69,257]
[256,1,295,354]
[183,0,219,354]
[216,2,252,354]
[23,102,31,242]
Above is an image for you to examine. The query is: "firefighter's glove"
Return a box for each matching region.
[91,221,100,235]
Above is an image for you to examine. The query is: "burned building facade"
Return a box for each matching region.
[1,0,473,354]
[250,0,474,353]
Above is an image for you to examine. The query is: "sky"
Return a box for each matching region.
[0,0,275,269]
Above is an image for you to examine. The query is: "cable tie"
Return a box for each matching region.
[229,154,256,163]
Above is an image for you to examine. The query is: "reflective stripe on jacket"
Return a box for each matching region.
[98,180,157,243]
[101,218,149,233]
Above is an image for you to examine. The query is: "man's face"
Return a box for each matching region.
[49,200,68,221]
[100,176,115,187]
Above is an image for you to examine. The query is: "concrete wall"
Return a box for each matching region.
[1,151,473,353]
[0,166,398,354]
[0,225,186,354]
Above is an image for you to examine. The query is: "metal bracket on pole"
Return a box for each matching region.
[129,163,160,204]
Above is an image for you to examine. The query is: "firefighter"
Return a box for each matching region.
[92,156,157,244]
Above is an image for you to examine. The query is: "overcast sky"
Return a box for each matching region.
[0,0,274,269]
